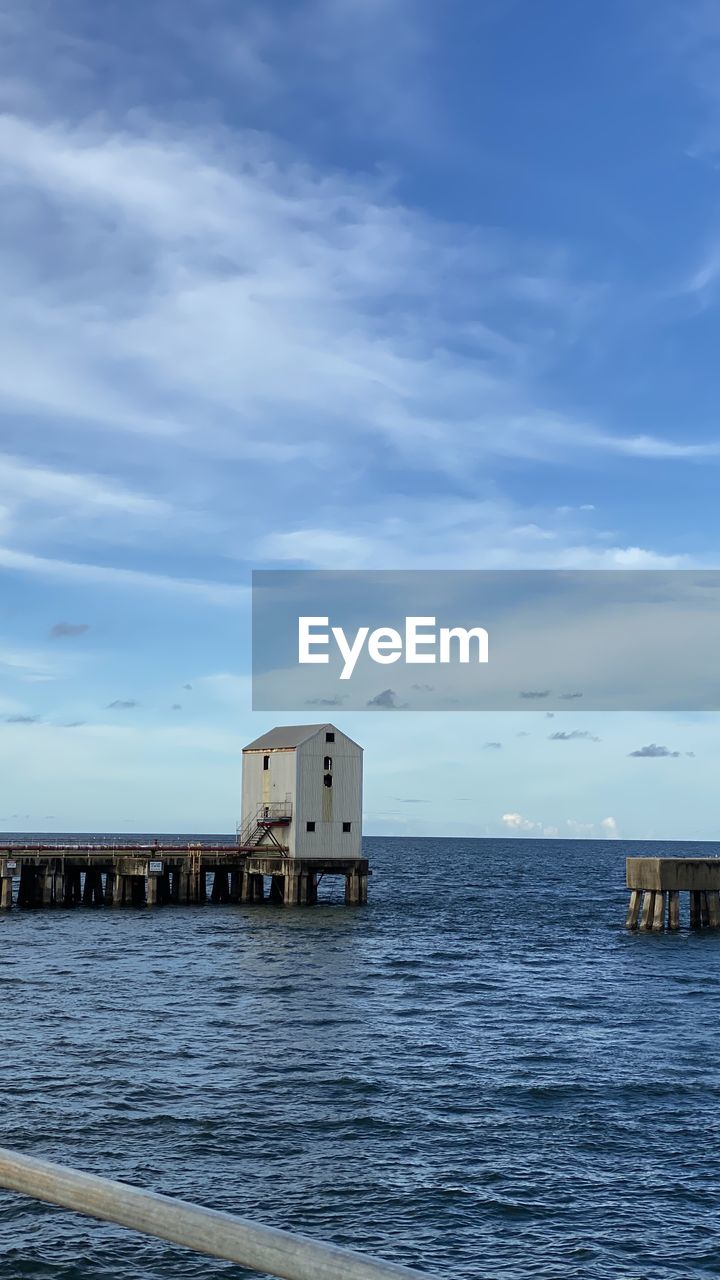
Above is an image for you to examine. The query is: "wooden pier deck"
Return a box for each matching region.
[0,844,369,910]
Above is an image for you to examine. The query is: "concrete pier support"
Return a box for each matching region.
[250,873,265,902]
[186,870,206,904]
[638,890,654,930]
[345,869,364,905]
[284,870,299,906]
[42,869,55,907]
[0,876,13,910]
[0,847,370,913]
[242,855,368,907]
[241,872,264,903]
[627,857,720,932]
[53,869,66,905]
[626,889,641,929]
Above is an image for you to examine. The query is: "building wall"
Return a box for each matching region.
[242,726,363,860]
[294,728,363,860]
[241,748,298,856]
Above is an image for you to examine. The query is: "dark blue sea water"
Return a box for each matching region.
[1,835,719,1279]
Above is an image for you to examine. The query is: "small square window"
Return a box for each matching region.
[325,731,335,742]
[306,821,316,832]
[342,821,351,833]
[263,755,269,770]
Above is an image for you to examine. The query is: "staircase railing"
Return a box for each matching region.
[0,1147,438,1280]
[237,800,293,847]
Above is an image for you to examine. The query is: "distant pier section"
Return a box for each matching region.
[0,843,369,910]
[0,722,369,912]
[625,857,720,931]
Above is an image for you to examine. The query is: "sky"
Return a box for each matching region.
[2,0,720,837]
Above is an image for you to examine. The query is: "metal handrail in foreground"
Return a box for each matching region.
[0,1147,439,1280]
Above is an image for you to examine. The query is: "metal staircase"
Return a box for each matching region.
[236,800,292,853]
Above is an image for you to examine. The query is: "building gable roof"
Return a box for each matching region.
[243,724,332,751]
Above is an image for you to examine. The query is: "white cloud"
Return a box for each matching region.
[502,811,622,839]
[0,642,58,682]
[0,107,713,494]
[502,811,538,832]
[0,545,246,605]
[260,529,375,567]
[0,452,167,516]
[254,498,697,570]
[0,65,713,597]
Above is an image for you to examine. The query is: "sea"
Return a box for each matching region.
[0,834,719,1280]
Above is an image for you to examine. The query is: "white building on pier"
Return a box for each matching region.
[239,724,363,861]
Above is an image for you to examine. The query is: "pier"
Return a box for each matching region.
[0,724,371,913]
[625,857,720,931]
[0,844,370,911]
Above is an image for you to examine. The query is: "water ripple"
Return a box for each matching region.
[1,835,720,1278]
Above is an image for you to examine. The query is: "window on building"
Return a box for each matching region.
[306,821,316,832]
[324,773,333,788]
[263,755,269,770]
[325,731,335,742]
[324,755,332,770]
[343,821,351,832]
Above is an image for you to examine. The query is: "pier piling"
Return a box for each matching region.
[0,845,370,914]
[626,858,720,932]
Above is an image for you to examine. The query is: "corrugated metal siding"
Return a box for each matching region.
[241,725,363,861]
[241,748,298,856]
[294,728,363,861]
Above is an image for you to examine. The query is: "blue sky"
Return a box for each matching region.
[2,0,720,837]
